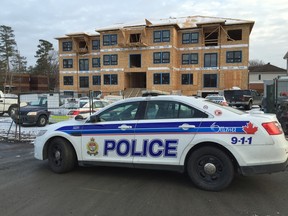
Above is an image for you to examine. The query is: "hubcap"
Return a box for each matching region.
[55,150,61,160]
[204,163,217,175]
[40,118,45,125]
[196,155,224,182]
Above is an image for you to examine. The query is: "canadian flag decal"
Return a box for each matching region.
[242,122,258,134]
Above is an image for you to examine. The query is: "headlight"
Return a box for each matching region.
[27,112,38,116]
[37,130,47,137]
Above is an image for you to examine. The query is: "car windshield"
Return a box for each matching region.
[29,98,47,107]
[79,101,88,108]
[82,101,108,109]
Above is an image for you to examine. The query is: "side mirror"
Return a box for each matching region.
[75,115,85,120]
[89,115,100,123]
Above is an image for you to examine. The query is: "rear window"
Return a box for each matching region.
[206,96,224,100]
[224,90,250,96]
[205,100,246,115]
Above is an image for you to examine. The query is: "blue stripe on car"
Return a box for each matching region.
[55,121,249,136]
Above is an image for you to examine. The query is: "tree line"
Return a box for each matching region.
[0,25,58,92]
[0,25,267,93]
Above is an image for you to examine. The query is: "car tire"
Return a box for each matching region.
[187,146,234,191]
[8,105,18,117]
[37,115,48,127]
[48,138,77,173]
[245,101,252,110]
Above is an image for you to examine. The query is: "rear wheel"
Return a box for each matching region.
[187,146,234,191]
[48,138,77,173]
[245,101,252,110]
[8,105,18,117]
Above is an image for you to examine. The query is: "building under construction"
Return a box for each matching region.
[56,15,254,97]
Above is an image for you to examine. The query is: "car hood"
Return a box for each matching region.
[20,105,47,112]
[46,117,86,131]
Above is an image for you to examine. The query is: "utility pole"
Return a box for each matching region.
[284,52,288,75]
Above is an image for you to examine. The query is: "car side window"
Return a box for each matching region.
[98,102,140,122]
[93,101,103,108]
[144,101,208,119]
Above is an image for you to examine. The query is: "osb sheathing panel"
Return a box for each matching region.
[58,22,252,95]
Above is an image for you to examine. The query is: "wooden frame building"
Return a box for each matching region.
[56,15,254,97]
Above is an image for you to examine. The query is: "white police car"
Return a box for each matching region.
[34,95,288,191]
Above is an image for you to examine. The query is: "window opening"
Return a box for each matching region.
[227,29,242,41]
[130,34,141,43]
[130,54,141,68]
[205,32,218,46]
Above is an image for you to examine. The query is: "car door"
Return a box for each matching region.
[133,100,208,166]
[81,101,140,164]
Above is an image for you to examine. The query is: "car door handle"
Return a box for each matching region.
[179,124,196,130]
[118,125,132,130]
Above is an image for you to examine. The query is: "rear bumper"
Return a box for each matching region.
[240,159,288,176]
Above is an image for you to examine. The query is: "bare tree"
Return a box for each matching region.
[48,50,59,91]
[249,59,266,67]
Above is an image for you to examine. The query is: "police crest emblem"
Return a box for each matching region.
[87,138,99,156]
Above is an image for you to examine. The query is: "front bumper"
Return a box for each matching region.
[13,114,38,124]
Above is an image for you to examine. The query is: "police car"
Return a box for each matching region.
[34,95,288,191]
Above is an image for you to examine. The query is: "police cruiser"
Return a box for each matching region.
[34,95,288,191]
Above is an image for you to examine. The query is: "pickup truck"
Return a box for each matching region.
[224,89,262,110]
[0,90,19,116]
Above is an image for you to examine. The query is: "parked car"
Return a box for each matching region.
[12,96,50,127]
[224,89,262,110]
[67,100,110,118]
[0,90,19,116]
[205,94,228,106]
[57,103,80,116]
[34,95,288,191]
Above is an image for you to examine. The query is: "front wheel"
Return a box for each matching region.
[48,138,77,173]
[37,115,48,127]
[187,146,234,191]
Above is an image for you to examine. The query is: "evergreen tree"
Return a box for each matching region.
[35,39,53,73]
[0,25,17,92]
[34,39,58,90]
[11,50,27,73]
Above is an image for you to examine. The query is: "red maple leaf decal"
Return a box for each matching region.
[243,122,258,134]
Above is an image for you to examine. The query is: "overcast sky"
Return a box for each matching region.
[1,0,288,69]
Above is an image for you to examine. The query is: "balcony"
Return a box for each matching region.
[118,32,147,48]
[118,41,148,48]
[76,47,88,54]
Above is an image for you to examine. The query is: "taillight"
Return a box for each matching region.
[262,122,283,135]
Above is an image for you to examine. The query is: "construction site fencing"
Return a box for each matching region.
[1,90,124,141]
